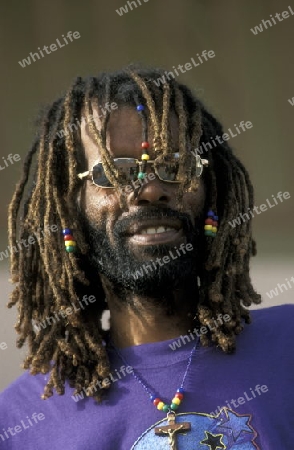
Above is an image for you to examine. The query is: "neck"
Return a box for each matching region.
[101,275,198,348]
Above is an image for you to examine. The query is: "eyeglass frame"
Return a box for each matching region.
[77,153,209,188]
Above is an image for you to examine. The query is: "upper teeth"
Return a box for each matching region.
[139,226,175,235]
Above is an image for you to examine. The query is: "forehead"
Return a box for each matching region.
[80,105,179,165]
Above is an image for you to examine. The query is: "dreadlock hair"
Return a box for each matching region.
[7,64,261,402]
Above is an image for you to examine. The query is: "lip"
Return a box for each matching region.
[124,218,184,245]
[125,219,183,236]
[129,228,184,245]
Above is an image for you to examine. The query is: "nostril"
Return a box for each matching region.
[137,199,150,206]
[137,196,169,206]
[159,195,169,202]
[132,180,172,205]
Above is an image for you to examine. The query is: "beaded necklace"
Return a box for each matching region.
[111,338,199,449]
[112,337,199,413]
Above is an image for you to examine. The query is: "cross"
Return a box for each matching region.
[155,411,191,450]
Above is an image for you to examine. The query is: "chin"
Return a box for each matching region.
[95,252,197,298]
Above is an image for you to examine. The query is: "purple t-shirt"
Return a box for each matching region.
[0,304,293,449]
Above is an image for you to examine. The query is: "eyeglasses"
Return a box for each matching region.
[77,153,208,188]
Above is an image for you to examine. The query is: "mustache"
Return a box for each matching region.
[113,206,194,237]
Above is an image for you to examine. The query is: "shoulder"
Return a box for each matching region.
[0,371,47,420]
[250,304,294,329]
[243,304,294,356]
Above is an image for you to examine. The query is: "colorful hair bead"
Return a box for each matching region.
[136,104,150,180]
[62,228,77,252]
[204,211,218,237]
[204,218,213,226]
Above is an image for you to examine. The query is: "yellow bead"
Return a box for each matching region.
[65,240,76,247]
[157,402,164,410]
[204,225,212,230]
[172,397,181,405]
[212,226,217,233]
[141,154,150,160]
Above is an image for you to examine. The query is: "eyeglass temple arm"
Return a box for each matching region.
[77,170,91,180]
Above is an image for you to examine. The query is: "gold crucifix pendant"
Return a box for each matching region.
[154,411,191,450]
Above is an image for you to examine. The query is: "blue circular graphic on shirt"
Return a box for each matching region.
[131,408,259,449]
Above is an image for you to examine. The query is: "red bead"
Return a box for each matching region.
[212,221,218,227]
[64,235,74,241]
[175,393,184,400]
[205,219,213,226]
[141,141,149,149]
[153,398,161,406]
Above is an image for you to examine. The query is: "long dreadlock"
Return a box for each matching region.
[7,65,261,401]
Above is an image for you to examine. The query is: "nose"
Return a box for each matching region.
[131,176,175,206]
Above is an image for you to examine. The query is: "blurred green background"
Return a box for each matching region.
[0,0,293,390]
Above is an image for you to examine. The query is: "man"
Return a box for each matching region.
[1,66,293,449]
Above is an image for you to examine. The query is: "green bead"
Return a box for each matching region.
[204,230,214,237]
[66,245,76,253]
[162,404,170,412]
[137,172,146,179]
[170,403,179,410]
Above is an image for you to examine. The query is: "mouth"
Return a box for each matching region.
[125,219,184,245]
